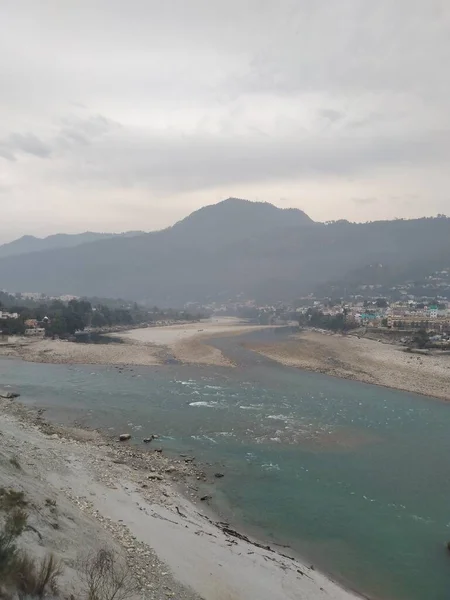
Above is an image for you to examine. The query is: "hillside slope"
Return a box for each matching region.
[0,199,448,304]
[0,230,145,259]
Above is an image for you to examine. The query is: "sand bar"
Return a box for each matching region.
[0,318,267,367]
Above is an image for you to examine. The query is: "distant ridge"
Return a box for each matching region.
[0,230,146,259]
[0,198,448,305]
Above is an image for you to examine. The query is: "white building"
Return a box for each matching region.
[0,311,19,320]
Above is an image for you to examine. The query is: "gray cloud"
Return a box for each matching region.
[0,133,51,160]
[318,109,344,123]
[0,0,449,239]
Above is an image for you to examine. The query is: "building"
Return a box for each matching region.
[387,315,450,333]
[0,310,19,320]
[25,328,45,337]
[428,305,438,319]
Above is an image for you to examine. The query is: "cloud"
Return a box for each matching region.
[0,133,51,160]
[352,197,377,206]
[0,0,449,238]
[318,109,344,122]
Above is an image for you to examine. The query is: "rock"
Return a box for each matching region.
[119,434,131,441]
[184,457,195,463]
[214,472,224,478]
[143,437,154,443]
[165,466,176,474]
[0,390,20,399]
[200,495,212,502]
[147,472,163,480]
[154,448,163,453]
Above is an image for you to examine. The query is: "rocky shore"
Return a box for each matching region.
[245,330,450,402]
[0,397,362,600]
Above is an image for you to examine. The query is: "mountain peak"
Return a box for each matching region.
[174,198,313,229]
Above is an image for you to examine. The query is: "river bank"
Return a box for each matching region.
[244,330,450,402]
[0,397,361,600]
[0,318,267,368]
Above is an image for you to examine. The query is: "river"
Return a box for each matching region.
[1,330,450,600]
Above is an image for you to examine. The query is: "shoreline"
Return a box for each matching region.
[244,329,450,402]
[0,397,364,600]
[0,318,269,368]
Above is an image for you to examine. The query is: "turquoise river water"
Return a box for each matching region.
[1,332,450,600]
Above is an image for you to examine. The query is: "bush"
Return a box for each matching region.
[14,553,62,597]
[0,488,27,511]
[0,508,61,598]
[9,456,21,470]
[79,548,139,600]
[0,509,28,579]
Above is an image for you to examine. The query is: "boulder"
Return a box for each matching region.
[147,472,163,480]
[214,472,224,478]
[119,433,131,441]
[143,436,155,443]
[0,390,20,399]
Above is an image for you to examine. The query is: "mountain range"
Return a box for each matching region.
[0,198,449,305]
[0,231,144,259]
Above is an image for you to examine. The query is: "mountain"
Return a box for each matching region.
[0,231,145,259]
[0,198,448,305]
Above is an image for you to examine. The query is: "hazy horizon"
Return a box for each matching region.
[1,1,449,242]
[0,197,449,245]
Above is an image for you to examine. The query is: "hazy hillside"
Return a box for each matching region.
[0,230,145,259]
[0,199,448,304]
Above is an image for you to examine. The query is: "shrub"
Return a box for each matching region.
[9,456,21,470]
[79,548,140,600]
[0,488,27,511]
[14,553,62,597]
[0,509,28,579]
[0,509,61,598]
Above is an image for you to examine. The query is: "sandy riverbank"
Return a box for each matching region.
[0,399,361,600]
[116,317,270,367]
[0,318,267,367]
[245,330,450,402]
[0,336,164,366]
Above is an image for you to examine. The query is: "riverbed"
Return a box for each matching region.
[2,332,450,600]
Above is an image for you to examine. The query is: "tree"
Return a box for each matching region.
[412,329,429,349]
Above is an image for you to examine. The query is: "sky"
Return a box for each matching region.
[0,0,449,242]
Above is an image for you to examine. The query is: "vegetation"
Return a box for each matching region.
[0,201,449,304]
[0,486,137,600]
[298,308,357,332]
[79,548,139,600]
[9,456,21,470]
[0,488,27,511]
[0,294,205,339]
[412,329,430,349]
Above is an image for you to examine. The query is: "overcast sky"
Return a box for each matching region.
[0,0,449,241]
